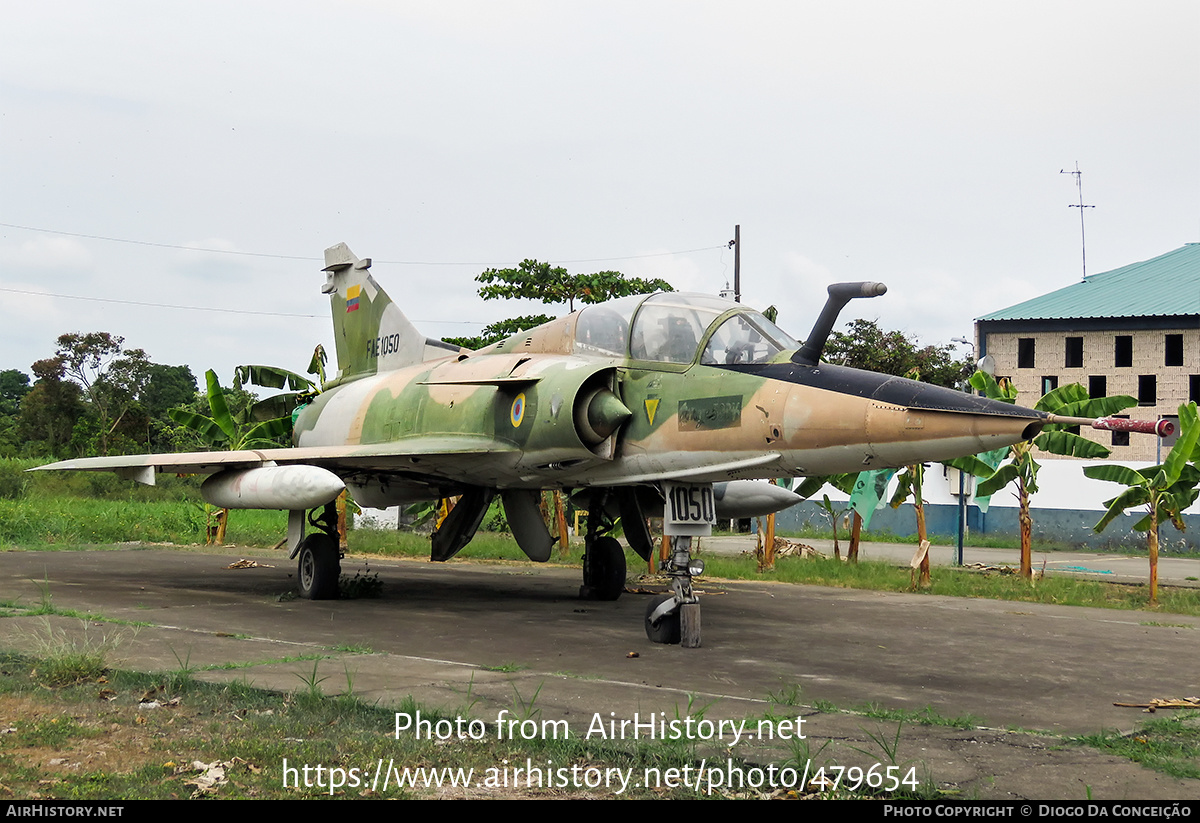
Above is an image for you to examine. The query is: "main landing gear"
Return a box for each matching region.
[580,491,627,601]
[578,488,704,646]
[295,502,341,600]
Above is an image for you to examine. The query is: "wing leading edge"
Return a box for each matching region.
[32,437,521,485]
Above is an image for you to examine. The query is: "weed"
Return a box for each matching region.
[852,720,907,767]
[204,653,325,672]
[294,660,331,700]
[328,643,374,654]
[1075,712,1200,780]
[678,692,714,724]
[10,715,93,748]
[166,645,197,690]
[30,619,124,687]
[813,699,839,714]
[338,563,383,599]
[848,721,941,798]
[859,703,982,729]
[456,671,481,717]
[783,734,831,770]
[1140,621,1193,629]
[483,662,527,673]
[766,682,803,706]
[508,680,543,723]
[340,662,357,699]
[32,573,53,615]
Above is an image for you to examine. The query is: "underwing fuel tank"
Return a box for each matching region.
[713,481,802,518]
[201,465,345,510]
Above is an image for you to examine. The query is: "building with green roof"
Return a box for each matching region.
[975,243,1200,460]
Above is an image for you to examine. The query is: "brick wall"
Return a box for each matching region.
[979,327,1198,461]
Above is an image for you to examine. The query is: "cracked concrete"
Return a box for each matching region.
[0,546,1197,799]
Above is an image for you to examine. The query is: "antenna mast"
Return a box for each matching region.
[1061,162,1094,280]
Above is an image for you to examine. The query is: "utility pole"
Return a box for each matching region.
[1061,162,1094,281]
[732,224,741,302]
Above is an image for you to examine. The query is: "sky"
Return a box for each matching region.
[2,1,1197,387]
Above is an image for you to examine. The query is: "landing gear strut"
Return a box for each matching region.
[297,502,341,600]
[579,491,626,601]
[644,535,703,647]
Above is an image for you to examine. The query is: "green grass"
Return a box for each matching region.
[856,702,983,730]
[0,494,289,547]
[695,552,1200,616]
[1074,712,1200,780]
[5,465,1199,616]
[774,522,1082,553]
[27,619,126,687]
[0,650,940,799]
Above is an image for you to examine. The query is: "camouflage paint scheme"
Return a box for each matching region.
[290,244,1044,506]
[35,242,1054,636]
[39,242,1046,503]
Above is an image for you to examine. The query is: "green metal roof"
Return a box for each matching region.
[977,243,1200,322]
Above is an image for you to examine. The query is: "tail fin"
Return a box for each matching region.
[321,242,458,382]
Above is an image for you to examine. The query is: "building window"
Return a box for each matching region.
[1111,415,1130,447]
[1191,375,1200,403]
[1089,375,1107,398]
[1165,334,1184,367]
[1041,375,1058,396]
[1138,375,1157,406]
[1018,338,1035,368]
[1065,337,1083,368]
[1115,336,1132,367]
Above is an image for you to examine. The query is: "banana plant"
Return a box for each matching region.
[169,369,294,451]
[796,473,857,562]
[169,369,296,544]
[1084,402,1200,605]
[971,371,1135,579]
[232,361,320,425]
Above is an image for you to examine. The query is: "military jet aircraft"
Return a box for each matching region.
[37,243,1168,646]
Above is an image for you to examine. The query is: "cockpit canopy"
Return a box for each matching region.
[573,292,798,365]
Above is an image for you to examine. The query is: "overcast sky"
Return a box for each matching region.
[2,1,1197,386]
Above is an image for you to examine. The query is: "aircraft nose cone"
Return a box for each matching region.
[864,404,1044,467]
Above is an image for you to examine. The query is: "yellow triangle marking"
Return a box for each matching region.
[645,398,660,426]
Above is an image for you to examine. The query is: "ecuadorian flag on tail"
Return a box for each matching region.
[346,284,361,312]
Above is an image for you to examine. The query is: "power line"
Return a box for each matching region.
[0,221,725,266]
[0,286,320,318]
[0,285,486,323]
[0,222,317,261]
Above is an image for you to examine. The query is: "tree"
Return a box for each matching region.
[445,260,675,349]
[1085,403,1200,605]
[54,332,151,455]
[0,369,32,456]
[17,358,87,456]
[0,369,30,417]
[971,372,1135,579]
[476,259,674,312]
[445,315,558,351]
[825,320,971,389]
[141,364,198,452]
